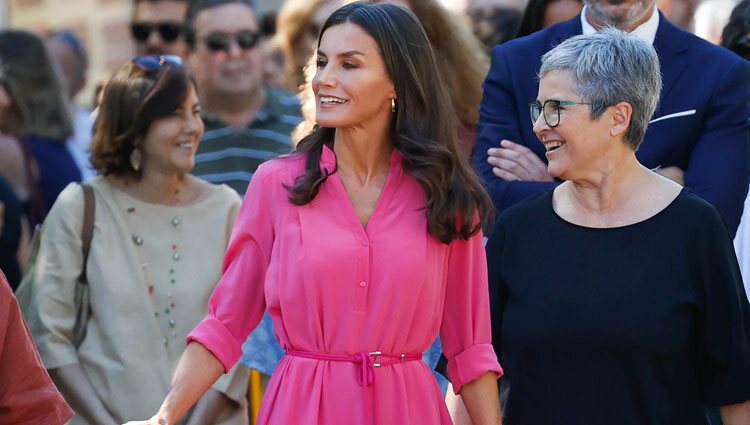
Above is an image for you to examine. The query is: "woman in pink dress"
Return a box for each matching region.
[126,2,503,424]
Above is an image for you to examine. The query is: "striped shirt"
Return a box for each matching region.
[193,87,302,196]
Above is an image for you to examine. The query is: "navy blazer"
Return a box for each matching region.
[474,13,750,237]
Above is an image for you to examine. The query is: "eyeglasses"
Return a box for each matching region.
[130,54,184,72]
[529,99,590,128]
[201,30,260,52]
[130,22,183,42]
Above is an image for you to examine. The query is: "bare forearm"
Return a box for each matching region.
[720,401,750,425]
[49,364,117,425]
[155,342,225,425]
[458,372,502,425]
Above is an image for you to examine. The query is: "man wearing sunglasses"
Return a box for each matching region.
[183,0,302,410]
[130,0,188,57]
[184,0,301,198]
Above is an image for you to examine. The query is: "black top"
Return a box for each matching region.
[487,189,750,425]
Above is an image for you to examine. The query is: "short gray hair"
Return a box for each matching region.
[539,28,662,150]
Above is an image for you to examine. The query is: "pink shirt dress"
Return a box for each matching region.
[188,145,502,424]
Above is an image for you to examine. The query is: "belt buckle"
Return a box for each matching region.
[369,350,382,367]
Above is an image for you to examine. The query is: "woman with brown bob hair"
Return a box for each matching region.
[27,56,248,425]
[127,2,502,425]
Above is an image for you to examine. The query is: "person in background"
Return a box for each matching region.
[658,0,702,31]
[0,61,27,291]
[183,0,302,398]
[185,0,302,197]
[486,29,750,425]
[515,0,582,37]
[0,30,80,225]
[275,0,346,92]
[468,4,523,51]
[46,29,97,181]
[131,0,189,57]
[0,269,73,425]
[694,0,740,44]
[28,55,247,425]
[257,11,289,91]
[473,0,750,238]
[722,0,750,58]
[124,3,502,424]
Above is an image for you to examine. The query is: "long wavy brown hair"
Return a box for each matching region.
[391,0,489,125]
[286,2,493,243]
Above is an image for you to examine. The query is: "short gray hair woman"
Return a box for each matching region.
[485,28,750,425]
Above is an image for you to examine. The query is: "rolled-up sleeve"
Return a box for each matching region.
[441,230,503,394]
[187,164,276,372]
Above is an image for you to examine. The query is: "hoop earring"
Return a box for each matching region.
[391,98,396,113]
[130,148,142,172]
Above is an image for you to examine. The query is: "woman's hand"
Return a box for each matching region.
[487,140,554,182]
[121,416,167,425]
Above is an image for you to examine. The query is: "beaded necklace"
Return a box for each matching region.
[115,185,185,344]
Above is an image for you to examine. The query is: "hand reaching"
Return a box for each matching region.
[487,140,554,182]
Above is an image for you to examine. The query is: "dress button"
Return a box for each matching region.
[361,240,368,247]
[359,281,367,287]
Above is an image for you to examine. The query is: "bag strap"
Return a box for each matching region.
[78,183,95,284]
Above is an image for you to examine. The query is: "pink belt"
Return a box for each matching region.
[285,349,422,425]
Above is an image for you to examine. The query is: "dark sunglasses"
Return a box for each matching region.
[130,54,184,72]
[131,21,183,42]
[202,30,260,52]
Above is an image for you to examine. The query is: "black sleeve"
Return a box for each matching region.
[486,217,508,363]
[694,206,750,406]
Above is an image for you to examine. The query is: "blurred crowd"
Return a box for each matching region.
[0,0,748,424]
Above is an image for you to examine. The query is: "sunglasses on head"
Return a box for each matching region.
[131,22,183,42]
[130,54,184,72]
[202,30,260,52]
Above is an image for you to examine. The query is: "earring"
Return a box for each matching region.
[130,148,142,172]
[391,98,396,113]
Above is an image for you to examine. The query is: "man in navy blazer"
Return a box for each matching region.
[473,0,750,237]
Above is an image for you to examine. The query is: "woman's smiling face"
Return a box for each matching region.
[312,22,395,131]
